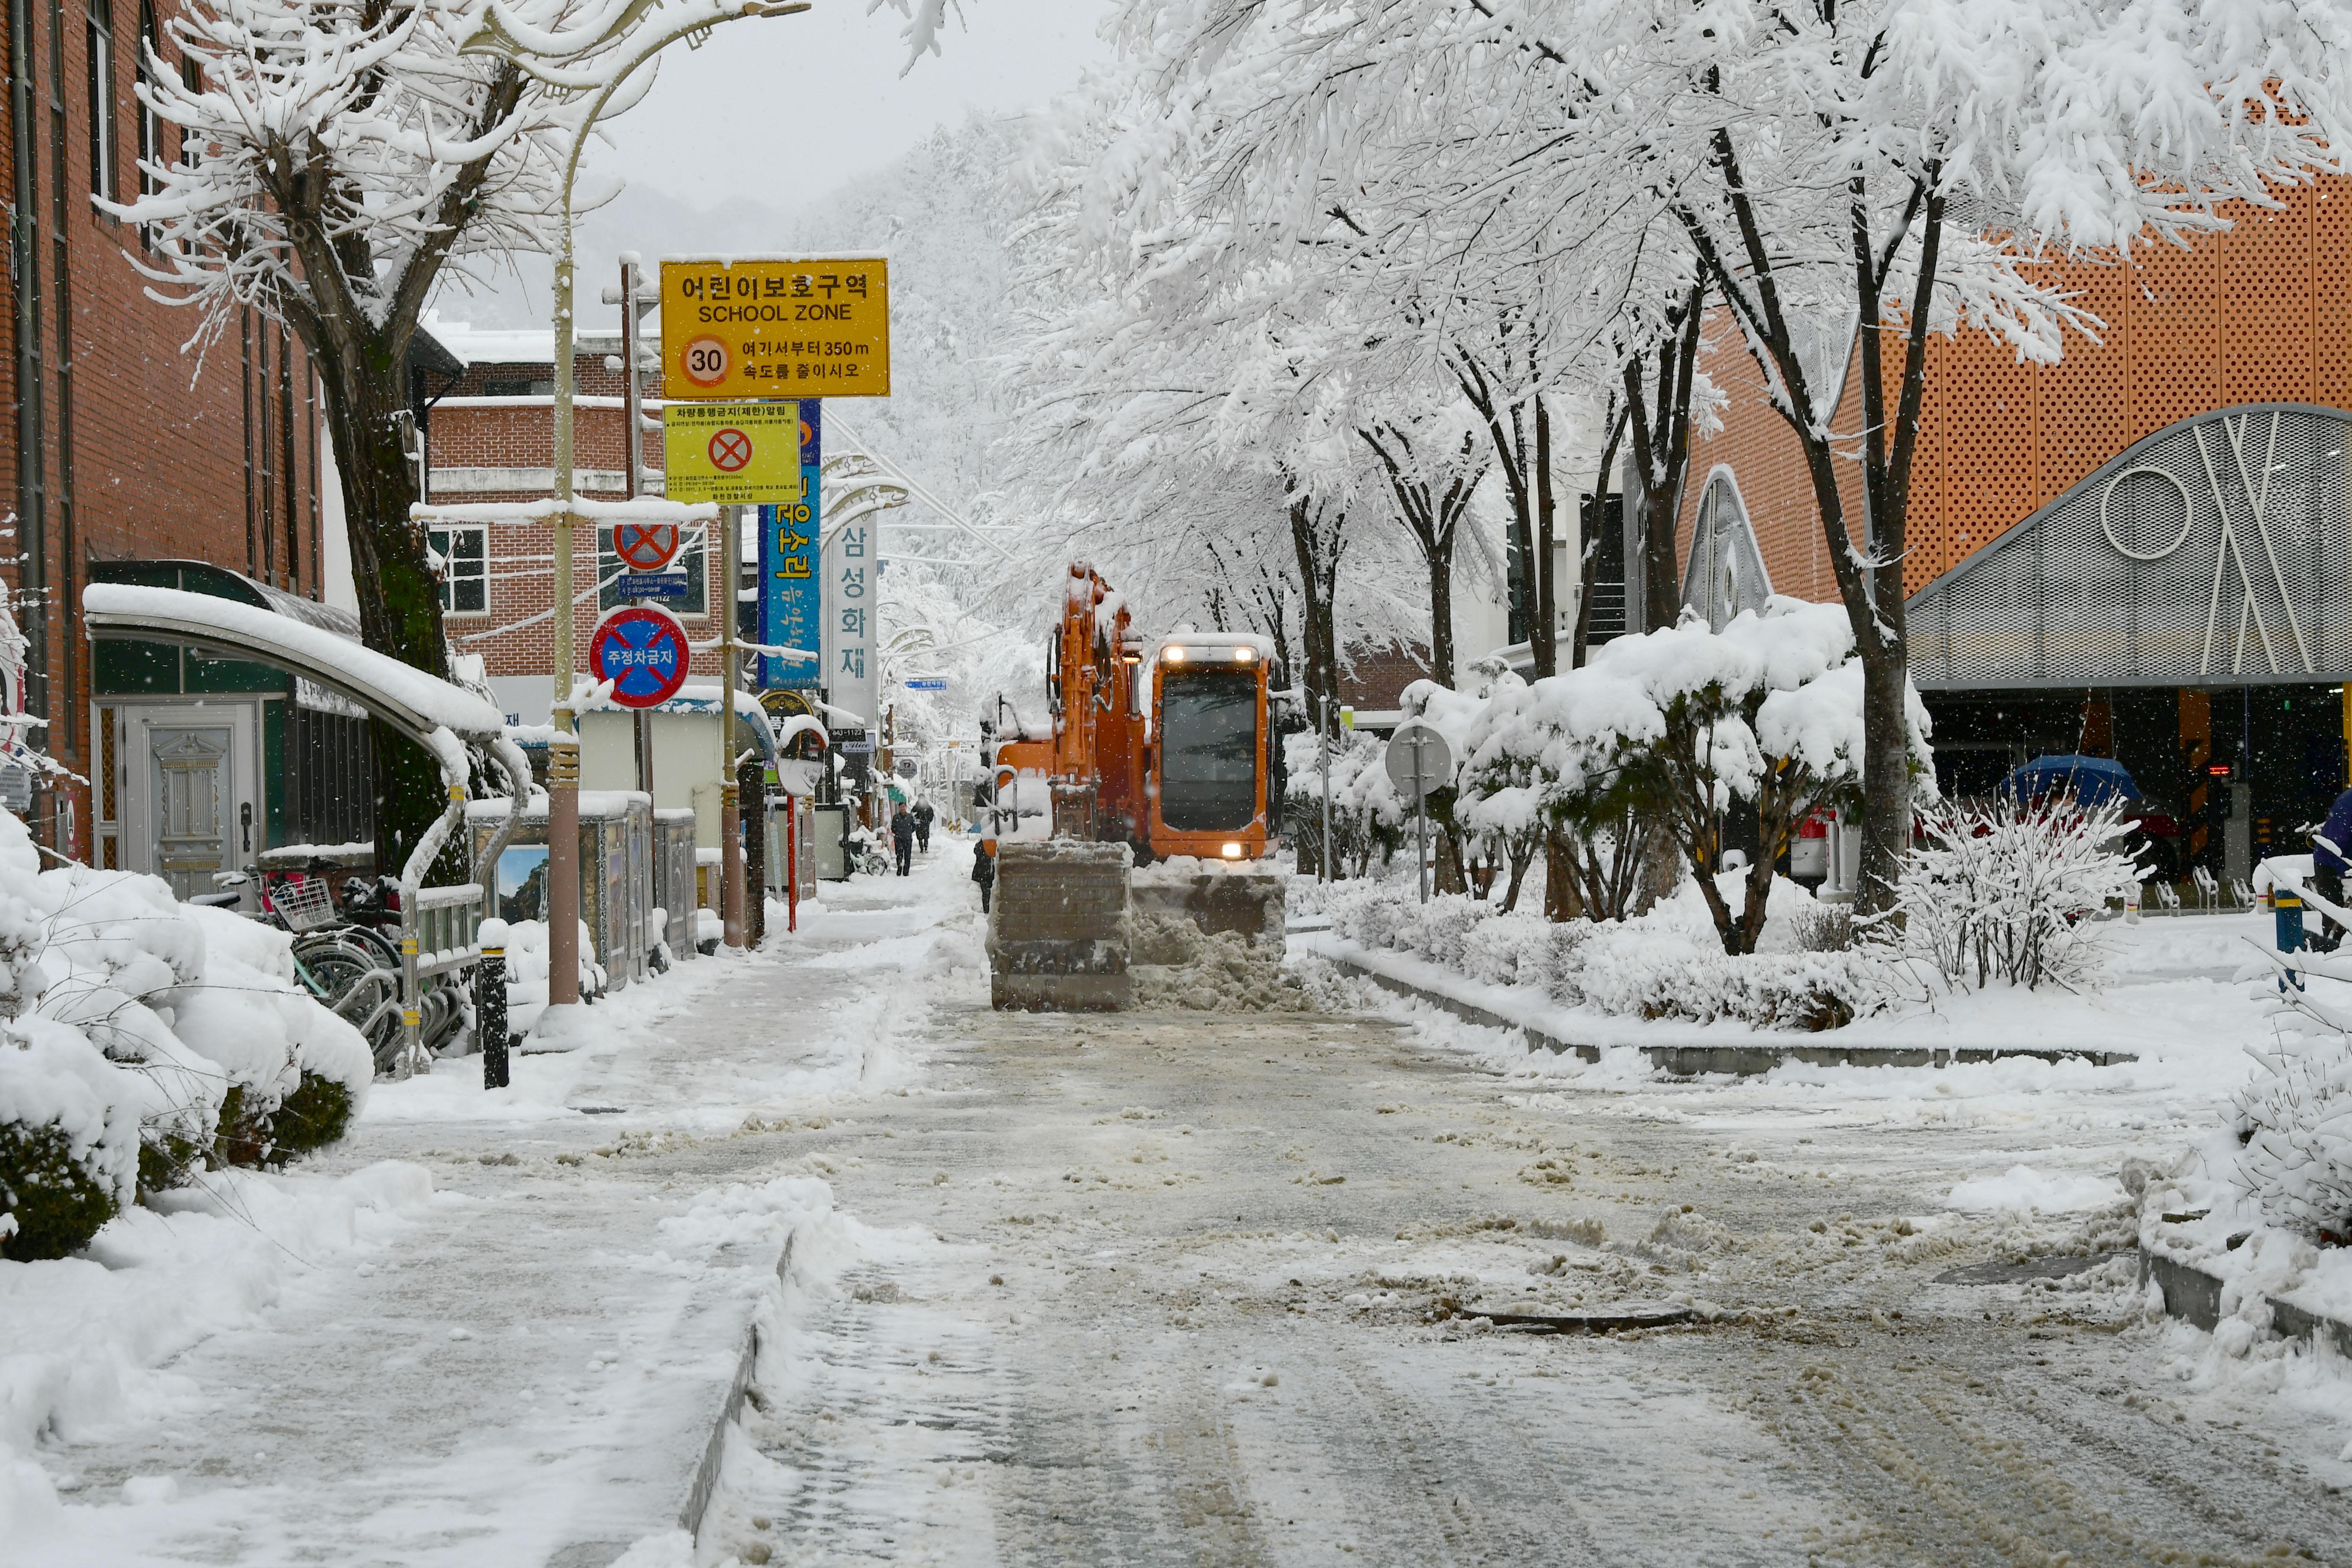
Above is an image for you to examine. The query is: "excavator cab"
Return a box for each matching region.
[1146,636,1273,862]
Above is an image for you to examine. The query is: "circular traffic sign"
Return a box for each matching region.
[681,334,729,387]
[708,427,753,472]
[1384,719,1454,803]
[612,521,681,572]
[589,605,691,709]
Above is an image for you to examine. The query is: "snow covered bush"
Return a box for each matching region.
[0,1024,143,1260]
[1901,790,2140,991]
[1455,599,1931,948]
[1324,875,1911,1030]
[1285,730,1406,879]
[2230,1040,2352,1244]
[0,806,373,1257]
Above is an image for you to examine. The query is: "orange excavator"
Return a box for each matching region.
[985,562,1284,1009]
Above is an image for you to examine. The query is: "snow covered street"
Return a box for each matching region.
[16,847,2352,1565]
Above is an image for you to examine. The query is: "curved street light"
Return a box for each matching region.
[458,0,809,1012]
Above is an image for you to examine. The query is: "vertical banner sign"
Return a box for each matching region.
[758,400,822,688]
[822,463,879,746]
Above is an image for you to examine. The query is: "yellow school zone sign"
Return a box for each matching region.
[660,255,890,402]
[662,402,805,505]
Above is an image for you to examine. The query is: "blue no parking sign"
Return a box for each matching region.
[589,605,691,708]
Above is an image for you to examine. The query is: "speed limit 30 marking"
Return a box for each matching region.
[681,334,730,387]
[708,428,754,472]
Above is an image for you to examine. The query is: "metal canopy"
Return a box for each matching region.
[1907,402,2352,690]
[82,584,507,752]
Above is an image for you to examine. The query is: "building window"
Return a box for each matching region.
[87,0,116,203]
[429,524,488,615]
[135,0,158,248]
[481,377,554,397]
[599,525,706,614]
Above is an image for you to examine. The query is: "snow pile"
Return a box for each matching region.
[2,807,372,1260]
[500,917,609,1042]
[0,1160,436,1541]
[1323,874,1908,1031]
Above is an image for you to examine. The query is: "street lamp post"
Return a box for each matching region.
[460,0,807,1013]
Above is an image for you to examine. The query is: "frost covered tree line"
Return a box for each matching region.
[990,0,2352,923]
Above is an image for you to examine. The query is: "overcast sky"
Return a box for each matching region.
[433,0,1112,327]
[589,0,1112,210]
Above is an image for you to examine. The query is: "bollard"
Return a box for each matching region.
[2275,888,2308,993]
[478,917,511,1089]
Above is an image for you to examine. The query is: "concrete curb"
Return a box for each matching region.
[2139,1246,2352,1358]
[548,1229,797,1568]
[1327,954,2134,1075]
[678,1228,798,1537]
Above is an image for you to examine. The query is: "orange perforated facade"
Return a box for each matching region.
[1680,177,2352,602]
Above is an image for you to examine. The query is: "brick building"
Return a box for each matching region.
[421,318,749,727]
[1672,176,2352,878]
[0,0,351,865]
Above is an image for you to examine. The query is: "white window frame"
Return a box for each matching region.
[429,523,490,616]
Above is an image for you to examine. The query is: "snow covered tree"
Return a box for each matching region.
[117,0,566,678]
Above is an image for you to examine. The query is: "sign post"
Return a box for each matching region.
[659,254,889,908]
[1385,719,1454,906]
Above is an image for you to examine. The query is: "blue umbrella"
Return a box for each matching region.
[2001,754,2141,810]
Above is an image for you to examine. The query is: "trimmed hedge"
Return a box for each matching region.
[1,1119,120,1261]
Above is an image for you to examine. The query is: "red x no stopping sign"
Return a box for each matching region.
[708,427,753,472]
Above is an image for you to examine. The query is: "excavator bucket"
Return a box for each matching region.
[987,839,1133,1010]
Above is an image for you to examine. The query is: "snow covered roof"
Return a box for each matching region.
[419,314,642,368]
[83,585,508,749]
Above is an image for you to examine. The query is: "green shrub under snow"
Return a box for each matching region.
[0,1023,144,1260]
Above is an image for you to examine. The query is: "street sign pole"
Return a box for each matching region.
[721,502,747,949]
[1414,732,1430,904]
[1319,698,1331,884]
[621,255,655,803]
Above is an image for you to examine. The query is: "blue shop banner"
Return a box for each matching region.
[758,399,822,688]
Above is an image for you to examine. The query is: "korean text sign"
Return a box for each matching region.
[660,256,890,402]
[662,400,802,505]
[758,400,822,689]
[822,494,879,733]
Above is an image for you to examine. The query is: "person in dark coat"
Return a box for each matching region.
[890,803,916,876]
[972,837,996,912]
[913,798,935,851]
[2312,786,2352,950]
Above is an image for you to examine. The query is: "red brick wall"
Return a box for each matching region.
[427,351,734,686]
[0,0,326,856]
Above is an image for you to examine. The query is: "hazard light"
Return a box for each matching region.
[1163,646,1188,664]
[1221,841,1244,858]
[1231,646,1255,662]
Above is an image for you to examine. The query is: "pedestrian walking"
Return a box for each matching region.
[914,799,935,852]
[890,802,916,877]
[972,837,996,913]
[2313,784,2352,951]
